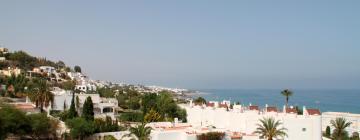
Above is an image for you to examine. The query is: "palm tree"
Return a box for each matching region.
[331,117,352,140]
[125,123,152,140]
[254,117,287,140]
[281,89,293,107]
[28,78,54,112]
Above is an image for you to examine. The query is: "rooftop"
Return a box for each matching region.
[307,109,321,116]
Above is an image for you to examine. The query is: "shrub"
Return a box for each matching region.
[118,112,143,122]
[197,132,225,140]
[325,126,331,137]
[352,132,360,140]
[104,135,117,140]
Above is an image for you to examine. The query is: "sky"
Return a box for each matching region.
[0,1,359,89]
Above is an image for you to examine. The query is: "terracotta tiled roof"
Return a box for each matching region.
[249,106,259,111]
[219,103,228,108]
[285,108,297,114]
[206,103,215,107]
[13,103,39,113]
[307,109,321,115]
[266,107,277,112]
[14,103,35,110]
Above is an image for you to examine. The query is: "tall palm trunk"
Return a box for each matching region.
[286,96,289,107]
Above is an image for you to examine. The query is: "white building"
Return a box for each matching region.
[75,84,97,92]
[0,47,8,54]
[322,112,360,135]
[181,100,322,140]
[39,66,56,74]
[0,67,22,77]
[51,89,119,120]
[68,72,97,92]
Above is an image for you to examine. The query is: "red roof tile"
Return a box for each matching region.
[249,106,259,111]
[219,103,228,108]
[285,108,297,114]
[206,103,215,107]
[266,107,277,112]
[307,109,321,115]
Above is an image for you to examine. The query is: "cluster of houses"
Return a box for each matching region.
[145,85,189,95]
[143,100,360,140]
[172,100,322,140]
[87,99,322,140]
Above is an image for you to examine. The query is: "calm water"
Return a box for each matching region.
[195,89,360,114]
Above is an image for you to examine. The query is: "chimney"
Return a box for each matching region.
[303,106,308,116]
[174,118,179,126]
[283,105,286,113]
[265,104,268,112]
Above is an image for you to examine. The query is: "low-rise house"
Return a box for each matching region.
[75,83,97,93]
[0,67,22,77]
[0,47,9,54]
[51,89,119,120]
[39,66,57,74]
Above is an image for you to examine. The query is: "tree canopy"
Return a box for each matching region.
[194,97,207,105]
[66,117,96,140]
[68,92,78,119]
[0,106,58,140]
[82,96,94,121]
[141,92,187,122]
[331,117,352,140]
[74,65,82,73]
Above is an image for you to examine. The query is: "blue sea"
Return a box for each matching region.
[194,89,360,114]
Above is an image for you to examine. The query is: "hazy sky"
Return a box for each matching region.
[1,1,359,89]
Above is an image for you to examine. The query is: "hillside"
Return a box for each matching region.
[0,49,71,71]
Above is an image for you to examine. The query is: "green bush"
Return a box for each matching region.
[325,126,331,137]
[94,116,124,133]
[104,135,117,140]
[65,117,96,140]
[141,92,187,122]
[351,132,360,140]
[118,112,143,122]
[197,132,225,140]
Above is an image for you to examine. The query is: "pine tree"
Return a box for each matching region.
[325,126,331,137]
[82,96,94,121]
[68,92,78,119]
